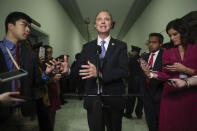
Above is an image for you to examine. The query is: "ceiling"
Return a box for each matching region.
[58,0,151,41]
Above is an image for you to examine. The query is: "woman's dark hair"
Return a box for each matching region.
[43,45,52,50]
[43,45,52,61]
[166,18,193,48]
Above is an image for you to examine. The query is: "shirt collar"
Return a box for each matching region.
[97,35,111,46]
[3,38,15,50]
[151,50,160,56]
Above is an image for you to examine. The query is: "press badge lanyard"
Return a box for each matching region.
[2,41,20,70]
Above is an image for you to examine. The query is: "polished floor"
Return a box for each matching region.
[55,99,148,131]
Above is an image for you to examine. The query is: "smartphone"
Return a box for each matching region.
[10,94,32,101]
[163,63,173,66]
[39,47,45,58]
[55,55,64,62]
[0,69,28,83]
[157,76,171,83]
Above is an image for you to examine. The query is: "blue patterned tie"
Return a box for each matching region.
[99,40,106,93]
[100,40,106,66]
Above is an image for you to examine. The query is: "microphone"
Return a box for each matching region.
[97,45,102,54]
[96,45,102,94]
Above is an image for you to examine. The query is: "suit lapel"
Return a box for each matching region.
[153,50,163,70]
[19,44,24,68]
[0,47,9,72]
[144,50,162,71]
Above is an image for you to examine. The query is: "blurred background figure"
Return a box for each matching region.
[32,43,54,131]
[124,45,143,119]
[59,54,70,104]
[70,53,85,99]
[43,45,61,130]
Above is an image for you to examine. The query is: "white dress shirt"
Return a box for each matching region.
[148,50,160,68]
[97,35,111,51]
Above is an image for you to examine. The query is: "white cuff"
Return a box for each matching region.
[149,72,154,78]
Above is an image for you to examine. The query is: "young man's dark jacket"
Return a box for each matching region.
[0,43,45,122]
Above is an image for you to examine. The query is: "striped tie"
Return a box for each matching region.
[99,40,106,66]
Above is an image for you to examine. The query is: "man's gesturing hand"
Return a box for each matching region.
[79,61,97,79]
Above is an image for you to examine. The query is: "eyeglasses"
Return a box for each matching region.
[20,22,31,28]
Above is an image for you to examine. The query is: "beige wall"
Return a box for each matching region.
[0,0,85,62]
[123,0,197,53]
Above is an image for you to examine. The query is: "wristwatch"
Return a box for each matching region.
[184,79,190,88]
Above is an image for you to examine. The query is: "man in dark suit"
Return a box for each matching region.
[141,33,164,131]
[124,45,143,119]
[79,10,128,131]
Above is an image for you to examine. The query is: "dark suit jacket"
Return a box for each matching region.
[79,37,128,110]
[0,43,44,121]
[0,46,12,121]
[142,50,164,103]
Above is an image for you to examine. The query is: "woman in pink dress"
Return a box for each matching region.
[141,18,197,131]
